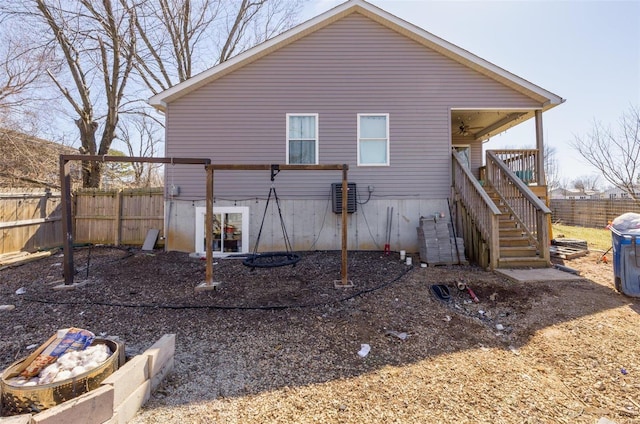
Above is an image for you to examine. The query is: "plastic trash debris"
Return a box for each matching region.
[621,368,628,375]
[357,344,370,358]
[15,287,26,295]
[443,315,451,322]
[0,305,16,311]
[495,324,505,331]
[386,331,408,341]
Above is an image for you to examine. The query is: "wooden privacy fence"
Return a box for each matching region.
[0,188,63,254]
[74,188,164,245]
[550,198,640,229]
[0,187,165,254]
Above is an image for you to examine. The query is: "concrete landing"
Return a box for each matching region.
[495,267,584,283]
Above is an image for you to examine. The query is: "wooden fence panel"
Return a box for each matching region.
[0,187,165,254]
[550,199,640,228]
[74,188,164,245]
[0,189,63,254]
[74,189,119,244]
[120,189,164,245]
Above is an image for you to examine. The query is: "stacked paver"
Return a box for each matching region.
[417,216,467,266]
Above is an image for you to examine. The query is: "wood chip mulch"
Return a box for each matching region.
[0,247,638,423]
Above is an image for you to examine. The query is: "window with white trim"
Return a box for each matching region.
[286,113,318,164]
[195,206,249,257]
[358,113,389,166]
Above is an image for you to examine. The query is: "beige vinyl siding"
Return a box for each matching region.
[165,12,540,200]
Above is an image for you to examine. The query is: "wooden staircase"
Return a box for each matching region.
[485,186,549,268]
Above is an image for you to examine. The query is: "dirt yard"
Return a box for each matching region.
[0,246,638,423]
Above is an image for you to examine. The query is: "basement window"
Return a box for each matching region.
[195,206,249,256]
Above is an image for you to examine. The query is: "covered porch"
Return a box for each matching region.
[450,108,553,269]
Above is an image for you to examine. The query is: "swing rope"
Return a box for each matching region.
[243,166,301,268]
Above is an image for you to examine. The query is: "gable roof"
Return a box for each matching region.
[149,0,564,112]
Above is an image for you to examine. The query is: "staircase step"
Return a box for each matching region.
[498,257,550,268]
[499,226,523,233]
[499,246,538,257]
[499,237,530,247]
[499,223,522,233]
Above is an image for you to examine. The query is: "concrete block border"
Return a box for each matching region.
[1,334,175,424]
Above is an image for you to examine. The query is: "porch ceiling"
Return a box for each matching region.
[451,109,534,141]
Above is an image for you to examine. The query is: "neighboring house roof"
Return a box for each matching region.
[0,128,77,189]
[149,0,564,113]
[602,186,639,195]
[550,188,603,199]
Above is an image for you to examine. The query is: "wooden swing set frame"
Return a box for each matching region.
[199,163,351,291]
[59,156,351,290]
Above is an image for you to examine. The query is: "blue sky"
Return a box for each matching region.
[304,0,640,186]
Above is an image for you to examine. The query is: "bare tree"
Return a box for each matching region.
[116,115,163,186]
[1,1,137,187]
[571,175,601,192]
[126,0,305,95]
[544,144,560,190]
[571,105,640,203]
[0,26,55,128]
[0,0,306,187]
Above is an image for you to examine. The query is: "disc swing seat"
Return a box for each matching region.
[243,165,301,269]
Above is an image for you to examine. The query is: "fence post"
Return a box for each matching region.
[115,189,123,246]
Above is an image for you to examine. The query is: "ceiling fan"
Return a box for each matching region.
[456,118,482,136]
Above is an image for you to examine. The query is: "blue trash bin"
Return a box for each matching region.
[610,226,640,297]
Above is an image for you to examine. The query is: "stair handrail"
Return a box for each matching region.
[486,150,551,263]
[452,149,501,269]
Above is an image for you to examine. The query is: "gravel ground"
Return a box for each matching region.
[1,246,639,423]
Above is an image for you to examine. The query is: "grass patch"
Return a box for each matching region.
[552,223,612,251]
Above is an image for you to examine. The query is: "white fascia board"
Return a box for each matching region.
[149,0,364,110]
[149,0,564,111]
[356,3,564,106]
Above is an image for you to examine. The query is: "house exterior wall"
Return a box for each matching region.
[163,12,542,253]
[168,198,447,255]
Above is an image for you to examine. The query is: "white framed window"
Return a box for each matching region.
[195,206,249,257]
[357,113,389,166]
[286,113,318,164]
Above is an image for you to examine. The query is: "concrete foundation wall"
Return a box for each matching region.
[165,198,449,254]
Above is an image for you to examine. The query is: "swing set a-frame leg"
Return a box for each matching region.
[334,168,353,288]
